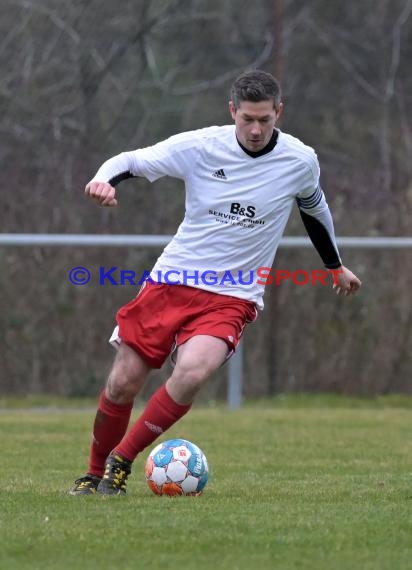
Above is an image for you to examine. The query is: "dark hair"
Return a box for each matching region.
[230,70,281,110]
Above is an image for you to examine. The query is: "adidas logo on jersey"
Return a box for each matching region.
[212,168,227,180]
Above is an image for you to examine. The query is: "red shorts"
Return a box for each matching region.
[111,282,257,368]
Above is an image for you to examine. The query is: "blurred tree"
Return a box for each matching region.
[1,0,411,397]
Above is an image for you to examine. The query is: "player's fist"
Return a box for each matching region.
[332,265,362,296]
[85,182,118,207]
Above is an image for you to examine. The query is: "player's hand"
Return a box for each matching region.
[85,181,118,207]
[331,265,362,296]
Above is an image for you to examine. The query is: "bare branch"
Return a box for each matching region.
[0,7,32,58]
[385,0,412,100]
[143,40,162,85]
[22,35,34,82]
[396,82,412,160]
[9,0,80,44]
[168,33,274,96]
[153,10,233,30]
[305,16,381,101]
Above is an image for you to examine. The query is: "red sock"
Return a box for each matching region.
[87,391,133,477]
[115,384,191,462]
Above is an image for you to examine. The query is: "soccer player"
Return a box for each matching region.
[70,70,361,495]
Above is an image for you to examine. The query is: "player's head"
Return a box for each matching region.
[230,70,282,110]
[229,69,283,152]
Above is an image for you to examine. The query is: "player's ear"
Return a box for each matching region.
[275,102,284,123]
[229,101,237,120]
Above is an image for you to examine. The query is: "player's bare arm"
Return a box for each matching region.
[332,265,362,296]
[85,181,118,207]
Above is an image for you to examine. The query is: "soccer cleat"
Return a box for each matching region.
[96,454,132,495]
[69,474,102,495]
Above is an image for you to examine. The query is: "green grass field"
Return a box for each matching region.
[1,397,411,570]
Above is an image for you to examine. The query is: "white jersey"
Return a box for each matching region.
[91,125,340,309]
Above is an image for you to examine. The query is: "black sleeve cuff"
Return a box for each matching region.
[109,171,136,187]
[299,210,341,268]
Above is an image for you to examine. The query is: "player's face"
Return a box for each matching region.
[229,100,282,152]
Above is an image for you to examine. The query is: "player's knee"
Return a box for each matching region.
[106,371,137,402]
[106,348,146,402]
[172,361,210,390]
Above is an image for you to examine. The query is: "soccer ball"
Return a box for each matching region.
[145,438,209,496]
